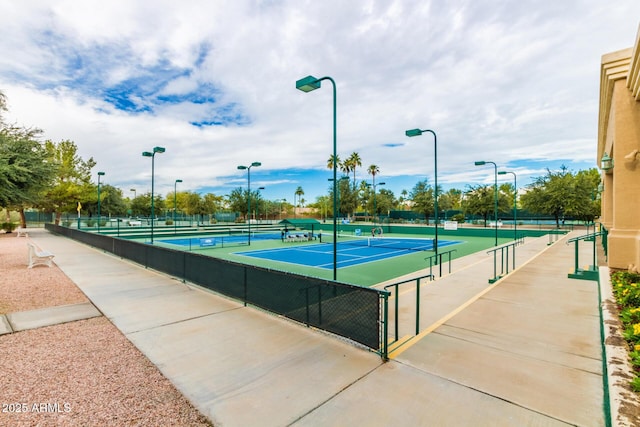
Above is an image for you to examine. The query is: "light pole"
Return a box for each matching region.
[475,160,498,246]
[406,128,439,259]
[257,187,265,221]
[142,146,165,244]
[373,181,385,224]
[97,171,105,232]
[174,179,182,233]
[237,161,261,245]
[498,171,517,241]
[297,74,338,280]
[280,198,286,220]
[129,189,136,218]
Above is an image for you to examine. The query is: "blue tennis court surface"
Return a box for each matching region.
[157,232,284,248]
[236,237,462,269]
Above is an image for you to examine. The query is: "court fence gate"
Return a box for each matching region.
[45,223,390,358]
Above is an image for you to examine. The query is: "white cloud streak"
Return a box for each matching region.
[1,0,638,199]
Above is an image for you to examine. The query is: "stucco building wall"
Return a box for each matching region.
[598,26,640,270]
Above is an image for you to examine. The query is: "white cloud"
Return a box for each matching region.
[1,0,638,200]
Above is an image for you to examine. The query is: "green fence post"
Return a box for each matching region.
[382,291,389,361]
[415,278,420,336]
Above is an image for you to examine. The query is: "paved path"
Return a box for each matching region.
[27,228,604,426]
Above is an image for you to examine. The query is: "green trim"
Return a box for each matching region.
[597,270,613,427]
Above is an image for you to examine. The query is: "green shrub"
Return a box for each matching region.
[611,270,640,393]
[1,222,17,232]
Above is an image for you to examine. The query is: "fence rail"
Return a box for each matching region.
[566,229,604,281]
[382,274,433,359]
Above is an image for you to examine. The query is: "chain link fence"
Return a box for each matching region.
[46,223,386,353]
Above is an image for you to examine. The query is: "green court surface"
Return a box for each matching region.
[142,230,513,287]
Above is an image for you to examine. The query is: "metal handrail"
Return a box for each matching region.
[486,239,524,283]
[566,230,604,278]
[383,274,433,349]
[423,249,457,277]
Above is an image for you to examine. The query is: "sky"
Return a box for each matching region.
[1,0,639,205]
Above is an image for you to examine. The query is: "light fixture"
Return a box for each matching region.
[406,128,439,259]
[601,153,613,172]
[237,161,261,245]
[297,74,338,280]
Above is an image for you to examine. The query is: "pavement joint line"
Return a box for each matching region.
[285,362,383,427]
[388,233,569,359]
[395,357,574,426]
[126,305,244,335]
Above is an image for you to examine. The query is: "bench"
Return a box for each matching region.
[27,242,55,268]
[16,227,28,237]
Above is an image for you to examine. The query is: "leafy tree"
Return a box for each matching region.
[228,187,263,219]
[89,184,127,217]
[373,188,396,217]
[463,184,511,226]
[409,179,434,223]
[463,184,494,226]
[520,166,598,227]
[39,140,96,224]
[0,128,55,226]
[439,188,463,213]
[129,192,165,217]
[202,193,224,219]
[0,91,56,227]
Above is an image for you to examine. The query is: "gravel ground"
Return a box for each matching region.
[0,232,213,426]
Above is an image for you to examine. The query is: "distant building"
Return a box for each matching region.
[598,24,640,271]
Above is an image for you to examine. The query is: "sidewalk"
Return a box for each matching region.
[29,228,605,426]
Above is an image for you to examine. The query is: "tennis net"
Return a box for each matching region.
[320,233,435,251]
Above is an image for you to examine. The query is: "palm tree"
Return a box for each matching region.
[340,158,352,177]
[294,186,304,218]
[348,152,362,189]
[367,164,380,182]
[327,154,341,171]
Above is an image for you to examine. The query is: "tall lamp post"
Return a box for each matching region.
[280,199,286,220]
[174,179,182,233]
[371,181,385,224]
[406,128,439,260]
[257,187,265,221]
[475,160,498,246]
[498,171,517,241]
[97,171,105,232]
[142,146,165,244]
[297,74,338,280]
[237,161,261,245]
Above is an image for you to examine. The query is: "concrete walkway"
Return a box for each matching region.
[27,228,605,426]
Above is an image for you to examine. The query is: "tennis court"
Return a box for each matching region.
[235,235,462,269]
[157,231,284,249]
